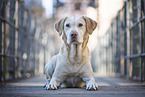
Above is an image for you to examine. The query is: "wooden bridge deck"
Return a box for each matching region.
[0,74,145,97]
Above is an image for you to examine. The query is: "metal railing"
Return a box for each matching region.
[93,0,145,81]
[0,0,49,82]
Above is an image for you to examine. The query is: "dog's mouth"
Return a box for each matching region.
[70,41,81,45]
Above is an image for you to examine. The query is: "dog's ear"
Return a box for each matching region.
[55,17,67,36]
[83,16,97,35]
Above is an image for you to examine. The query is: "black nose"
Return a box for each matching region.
[71,32,78,38]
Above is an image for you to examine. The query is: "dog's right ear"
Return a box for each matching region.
[55,17,67,36]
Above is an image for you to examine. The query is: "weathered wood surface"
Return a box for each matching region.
[0,75,145,97]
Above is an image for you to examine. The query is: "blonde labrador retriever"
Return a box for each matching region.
[44,16,98,91]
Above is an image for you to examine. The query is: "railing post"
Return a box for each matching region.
[105,34,107,73]
[18,2,24,76]
[132,0,139,79]
[0,0,6,82]
[9,0,16,79]
[141,0,145,81]
[0,0,2,82]
[111,22,114,74]
[124,2,127,76]
[3,0,6,82]
[117,12,121,74]
[109,27,111,74]
[139,0,144,82]
[143,0,145,82]
[26,13,31,74]
[44,45,46,74]
[32,18,36,75]
[126,0,130,79]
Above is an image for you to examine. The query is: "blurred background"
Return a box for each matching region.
[0,0,145,82]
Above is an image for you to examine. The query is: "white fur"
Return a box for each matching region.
[44,16,98,91]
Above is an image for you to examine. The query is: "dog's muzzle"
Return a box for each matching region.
[70,32,80,45]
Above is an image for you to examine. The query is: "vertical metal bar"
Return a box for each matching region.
[109,27,111,74]
[37,44,40,74]
[33,41,36,75]
[113,20,115,74]
[3,0,6,82]
[106,34,108,73]
[143,0,145,81]
[104,36,106,73]
[117,12,121,74]
[108,29,110,74]
[142,0,145,81]
[32,18,36,75]
[111,22,114,74]
[116,16,118,73]
[18,2,24,75]
[132,0,139,78]
[111,23,113,74]
[106,31,108,73]
[124,2,127,76]
[103,36,105,72]
[43,46,46,74]
[0,0,2,82]
[139,0,144,82]
[107,31,109,74]
[26,13,31,74]
[126,0,131,79]
[101,38,102,73]
[9,0,16,79]
[114,19,116,74]
[14,0,19,79]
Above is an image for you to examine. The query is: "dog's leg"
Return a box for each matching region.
[44,56,57,90]
[45,77,60,90]
[80,62,98,91]
[45,61,67,90]
[83,77,98,91]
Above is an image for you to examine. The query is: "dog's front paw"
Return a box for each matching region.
[86,82,98,91]
[44,82,58,90]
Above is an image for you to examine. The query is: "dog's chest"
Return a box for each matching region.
[67,63,82,74]
[69,44,82,63]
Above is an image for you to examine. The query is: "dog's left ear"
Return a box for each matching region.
[83,16,97,35]
[55,17,67,36]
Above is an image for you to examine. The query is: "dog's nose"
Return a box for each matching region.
[71,32,78,38]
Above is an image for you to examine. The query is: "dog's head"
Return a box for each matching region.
[55,16,97,45]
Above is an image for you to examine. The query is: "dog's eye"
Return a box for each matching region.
[78,23,83,27]
[66,24,70,27]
